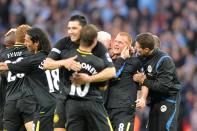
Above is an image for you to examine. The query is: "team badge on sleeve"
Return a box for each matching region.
[105,53,112,62]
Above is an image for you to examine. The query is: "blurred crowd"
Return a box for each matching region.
[0,0,197,130]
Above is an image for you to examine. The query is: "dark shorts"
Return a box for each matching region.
[33,115,54,131]
[0,107,3,131]
[53,96,67,129]
[33,102,56,131]
[107,107,135,131]
[66,99,113,131]
[3,96,37,131]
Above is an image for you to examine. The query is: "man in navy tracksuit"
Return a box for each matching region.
[133,33,181,131]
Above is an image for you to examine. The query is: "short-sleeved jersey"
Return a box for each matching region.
[61,49,107,102]
[48,36,113,67]
[8,51,62,116]
[0,44,33,100]
[106,57,142,108]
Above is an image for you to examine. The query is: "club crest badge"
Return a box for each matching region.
[147,65,152,73]
[160,105,167,112]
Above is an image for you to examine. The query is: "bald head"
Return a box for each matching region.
[97,31,111,49]
[4,31,15,48]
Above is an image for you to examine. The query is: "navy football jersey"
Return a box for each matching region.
[8,51,63,116]
[0,44,32,100]
[62,49,107,102]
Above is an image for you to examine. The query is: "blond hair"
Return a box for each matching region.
[117,32,132,45]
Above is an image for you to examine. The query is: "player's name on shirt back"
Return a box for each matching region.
[7,51,23,58]
[81,62,97,75]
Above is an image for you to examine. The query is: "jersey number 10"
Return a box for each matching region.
[69,83,90,97]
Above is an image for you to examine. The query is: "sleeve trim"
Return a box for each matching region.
[51,48,61,54]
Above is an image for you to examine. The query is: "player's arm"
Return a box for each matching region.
[43,46,62,70]
[71,67,115,85]
[89,67,116,82]
[43,58,61,70]
[71,44,116,84]
[136,86,148,110]
[44,38,67,70]
[0,62,9,71]
[134,58,175,94]
[44,56,81,71]
[3,58,33,74]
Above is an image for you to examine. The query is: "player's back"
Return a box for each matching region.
[62,49,107,102]
[0,44,33,100]
[8,51,60,116]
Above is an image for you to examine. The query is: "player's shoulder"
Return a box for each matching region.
[89,54,105,64]
[92,41,108,57]
[57,36,71,44]
[55,36,72,49]
[126,56,143,68]
[155,49,171,61]
[62,48,77,59]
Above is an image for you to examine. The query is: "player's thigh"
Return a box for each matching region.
[54,97,66,129]
[110,108,135,131]
[17,96,37,124]
[86,101,113,131]
[66,99,87,131]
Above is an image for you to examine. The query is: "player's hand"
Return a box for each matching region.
[0,62,8,71]
[135,97,146,110]
[63,56,81,72]
[121,46,130,59]
[129,46,135,55]
[70,73,91,85]
[133,71,146,84]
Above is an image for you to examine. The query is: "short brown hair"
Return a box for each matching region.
[153,35,161,48]
[80,24,98,47]
[135,32,155,50]
[15,24,31,43]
